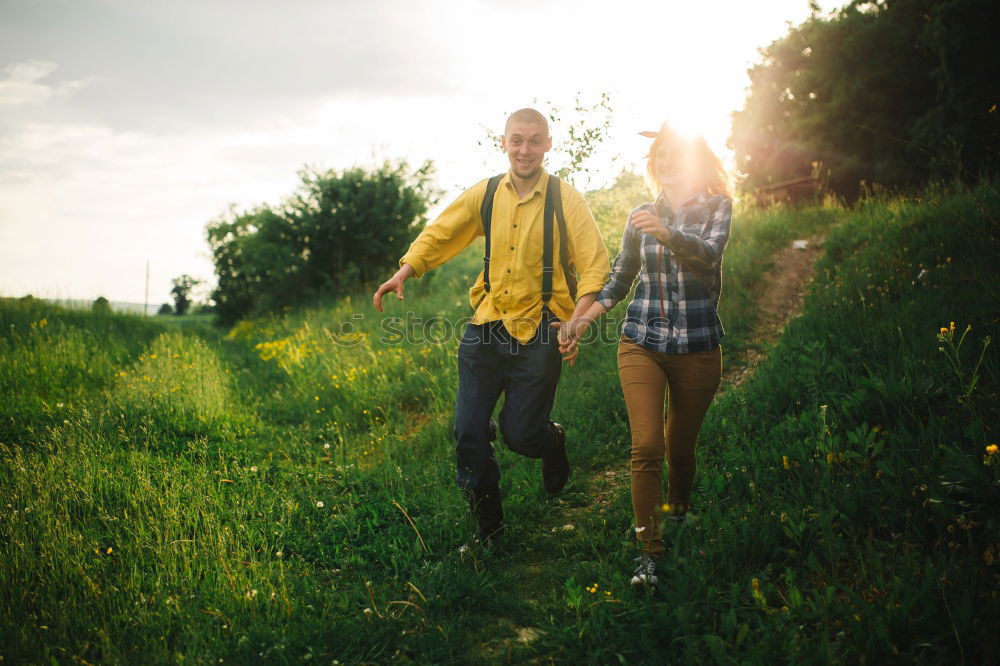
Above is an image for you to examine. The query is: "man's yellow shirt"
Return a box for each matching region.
[400,171,610,343]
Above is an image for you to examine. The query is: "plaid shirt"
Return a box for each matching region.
[596,192,732,354]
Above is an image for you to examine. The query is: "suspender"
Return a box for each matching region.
[542,178,555,300]
[550,180,578,301]
[479,174,578,303]
[480,174,503,296]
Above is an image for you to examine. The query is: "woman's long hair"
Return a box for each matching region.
[645,128,729,197]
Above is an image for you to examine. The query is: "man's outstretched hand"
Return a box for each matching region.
[373,264,415,313]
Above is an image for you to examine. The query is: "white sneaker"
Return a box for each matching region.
[630,555,658,586]
[666,511,698,526]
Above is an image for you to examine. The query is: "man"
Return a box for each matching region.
[373,108,609,544]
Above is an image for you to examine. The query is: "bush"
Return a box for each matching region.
[207,160,439,325]
[92,296,110,313]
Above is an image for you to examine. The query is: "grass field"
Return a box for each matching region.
[1,181,997,664]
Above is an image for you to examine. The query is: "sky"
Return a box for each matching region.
[0,0,837,307]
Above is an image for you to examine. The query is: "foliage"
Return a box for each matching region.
[91,296,110,314]
[481,92,616,189]
[157,303,173,316]
[206,161,439,326]
[585,169,650,248]
[170,274,200,316]
[1,182,997,663]
[731,0,1000,199]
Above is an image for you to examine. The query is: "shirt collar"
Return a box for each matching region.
[503,168,549,199]
[655,190,710,215]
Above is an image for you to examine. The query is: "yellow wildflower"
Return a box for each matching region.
[986,444,998,455]
[782,456,790,470]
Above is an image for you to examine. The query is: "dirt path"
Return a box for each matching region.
[720,235,825,390]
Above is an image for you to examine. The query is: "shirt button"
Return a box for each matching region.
[509,246,514,250]
[513,224,518,228]
[506,269,511,273]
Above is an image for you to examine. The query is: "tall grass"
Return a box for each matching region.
[1,182,996,663]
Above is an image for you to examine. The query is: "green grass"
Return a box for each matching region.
[1,181,997,664]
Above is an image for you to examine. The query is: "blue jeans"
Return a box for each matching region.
[453,314,563,490]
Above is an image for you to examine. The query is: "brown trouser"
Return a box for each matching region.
[617,339,722,557]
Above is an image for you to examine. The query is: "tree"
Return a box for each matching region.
[92,296,111,313]
[479,93,616,189]
[170,275,200,316]
[207,160,439,325]
[157,303,173,315]
[730,0,1000,200]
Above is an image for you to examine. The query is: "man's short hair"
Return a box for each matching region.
[504,108,549,137]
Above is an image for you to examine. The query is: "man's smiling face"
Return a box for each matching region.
[502,121,551,182]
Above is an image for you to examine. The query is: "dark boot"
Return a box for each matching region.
[466,484,504,543]
[542,422,570,494]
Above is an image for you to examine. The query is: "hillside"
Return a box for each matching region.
[1,181,997,664]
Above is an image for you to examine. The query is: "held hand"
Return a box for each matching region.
[630,209,671,243]
[550,319,589,366]
[550,320,574,351]
[373,276,404,312]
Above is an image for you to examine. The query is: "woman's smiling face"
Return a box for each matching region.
[653,141,695,191]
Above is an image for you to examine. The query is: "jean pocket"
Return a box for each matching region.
[459,323,485,350]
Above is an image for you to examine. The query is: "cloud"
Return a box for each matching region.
[0,60,60,106]
[0,1,473,133]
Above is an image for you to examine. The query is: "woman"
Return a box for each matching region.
[555,123,732,585]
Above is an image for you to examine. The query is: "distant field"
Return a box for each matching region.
[1,182,997,664]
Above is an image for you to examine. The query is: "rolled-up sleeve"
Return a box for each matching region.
[663,196,732,272]
[400,182,485,277]
[596,213,643,311]
[561,185,610,297]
